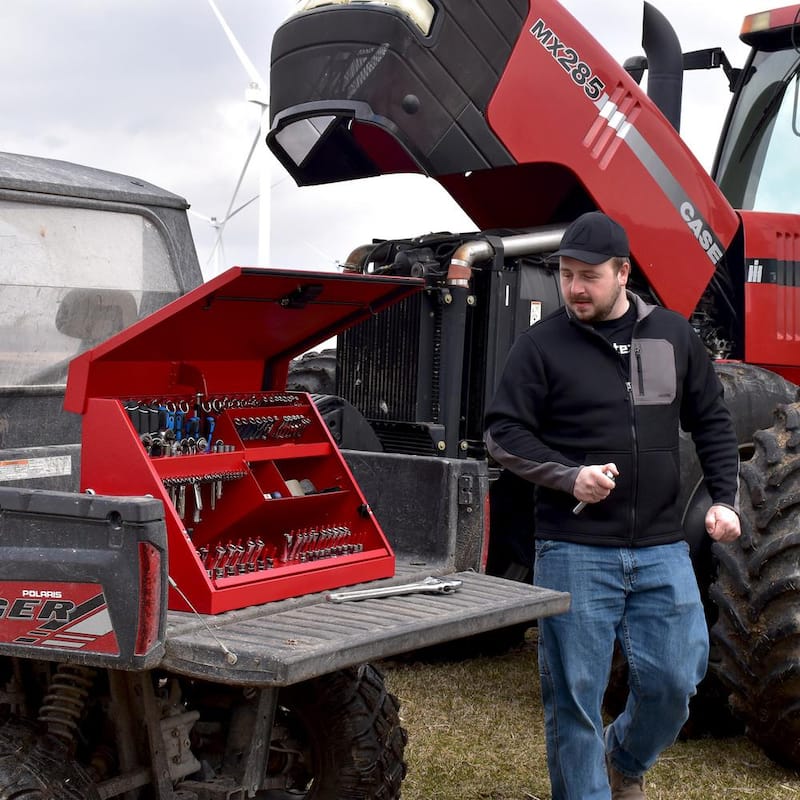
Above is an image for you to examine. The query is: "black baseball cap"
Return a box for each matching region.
[553,211,630,265]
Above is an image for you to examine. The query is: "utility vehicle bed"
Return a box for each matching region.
[162,570,568,685]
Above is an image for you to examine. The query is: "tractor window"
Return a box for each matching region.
[715,49,800,213]
[0,201,180,387]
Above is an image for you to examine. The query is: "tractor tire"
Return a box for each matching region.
[604,363,797,737]
[265,664,407,800]
[286,349,337,395]
[0,723,99,800]
[710,401,800,767]
[675,363,795,737]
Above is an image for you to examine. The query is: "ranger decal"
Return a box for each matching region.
[0,581,119,655]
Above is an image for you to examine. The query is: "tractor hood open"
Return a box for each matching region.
[267,0,521,187]
[267,0,742,318]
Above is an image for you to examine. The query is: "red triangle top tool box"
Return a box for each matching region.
[65,267,423,614]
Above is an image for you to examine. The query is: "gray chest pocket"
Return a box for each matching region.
[632,338,676,405]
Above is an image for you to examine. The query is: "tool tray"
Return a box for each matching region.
[65,267,422,614]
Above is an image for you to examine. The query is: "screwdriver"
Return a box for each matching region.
[573,469,616,515]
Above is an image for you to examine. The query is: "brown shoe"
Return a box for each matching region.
[607,757,645,800]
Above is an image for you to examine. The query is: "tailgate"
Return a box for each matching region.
[162,571,568,686]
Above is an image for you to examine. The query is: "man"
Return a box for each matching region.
[484,211,740,800]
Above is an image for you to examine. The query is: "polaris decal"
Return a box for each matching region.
[0,582,119,655]
[529,19,605,100]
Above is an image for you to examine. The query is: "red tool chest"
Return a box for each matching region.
[65,267,422,614]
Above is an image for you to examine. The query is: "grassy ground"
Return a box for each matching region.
[379,631,800,800]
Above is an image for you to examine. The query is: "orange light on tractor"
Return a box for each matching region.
[741,4,800,41]
[741,11,772,37]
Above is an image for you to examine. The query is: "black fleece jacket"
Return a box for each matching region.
[484,293,739,547]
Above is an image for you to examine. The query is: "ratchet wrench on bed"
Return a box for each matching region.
[326,576,463,603]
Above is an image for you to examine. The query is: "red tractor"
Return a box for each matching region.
[270,0,800,766]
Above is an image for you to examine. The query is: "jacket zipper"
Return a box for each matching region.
[576,312,641,542]
[628,331,642,543]
[626,379,638,543]
[634,344,644,395]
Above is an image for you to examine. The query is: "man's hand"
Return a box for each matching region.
[573,463,618,505]
[705,504,741,542]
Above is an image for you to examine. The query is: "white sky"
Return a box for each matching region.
[0,0,762,279]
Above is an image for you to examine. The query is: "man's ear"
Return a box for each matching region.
[618,259,631,287]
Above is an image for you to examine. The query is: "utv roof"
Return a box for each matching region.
[0,151,189,210]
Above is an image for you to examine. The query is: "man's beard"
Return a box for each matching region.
[569,283,622,322]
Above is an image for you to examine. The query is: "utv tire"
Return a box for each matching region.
[710,401,800,767]
[0,724,99,800]
[266,664,407,800]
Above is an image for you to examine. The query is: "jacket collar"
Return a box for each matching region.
[628,291,656,321]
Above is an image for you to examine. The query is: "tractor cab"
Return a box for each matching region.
[713,2,800,215]
[712,6,800,382]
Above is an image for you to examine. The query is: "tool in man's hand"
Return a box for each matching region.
[326,576,463,603]
[573,469,617,515]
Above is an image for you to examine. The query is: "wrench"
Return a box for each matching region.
[326,576,463,603]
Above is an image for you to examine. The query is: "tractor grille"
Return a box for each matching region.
[368,422,442,456]
[337,292,438,424]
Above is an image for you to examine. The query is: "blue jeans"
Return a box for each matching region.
[533,540,708,800]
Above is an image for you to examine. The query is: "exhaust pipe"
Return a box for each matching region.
[342,224,567,286]
[447,225,566,287]
[642,1,684,132]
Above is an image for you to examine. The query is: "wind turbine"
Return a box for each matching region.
[188,189,259,277]
[199,0,272,274]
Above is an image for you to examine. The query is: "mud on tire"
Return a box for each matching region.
[286,349,337,395]
[710,402,800,767]
[269,663,407,800]
[0,722,99,800]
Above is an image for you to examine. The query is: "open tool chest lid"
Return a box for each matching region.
[65,266,423,412]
